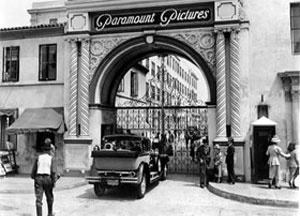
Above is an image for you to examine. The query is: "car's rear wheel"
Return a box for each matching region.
[137,173,146,199]
[94,183,105,197]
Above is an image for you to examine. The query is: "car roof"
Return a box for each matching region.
[103,134,149,141]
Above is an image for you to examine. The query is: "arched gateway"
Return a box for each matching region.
[64,0,245,180]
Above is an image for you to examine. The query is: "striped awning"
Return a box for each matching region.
[0,109,17,117]
[6,107,65,134]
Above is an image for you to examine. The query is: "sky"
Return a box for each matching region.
[0,0,50,28]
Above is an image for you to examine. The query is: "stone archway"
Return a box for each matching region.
[63,0,245,177]
[89,32,216,107]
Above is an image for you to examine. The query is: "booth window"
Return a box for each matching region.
[0,113,17,151]
[291,3,300,55]
[39,44,57,81]
[2,46,19,82]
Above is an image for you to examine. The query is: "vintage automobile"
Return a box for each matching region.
[86,134,169,198]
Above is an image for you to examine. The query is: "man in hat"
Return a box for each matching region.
[266,135,289,189]
[196,138,210,188]
[31,138,58,216]
[225,137,235,184]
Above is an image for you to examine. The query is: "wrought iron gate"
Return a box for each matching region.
[116,106,208,174]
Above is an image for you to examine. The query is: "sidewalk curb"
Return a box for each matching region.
[207,183,299,209]
[0,180,88,194]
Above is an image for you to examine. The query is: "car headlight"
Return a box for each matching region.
[93,145,100,151]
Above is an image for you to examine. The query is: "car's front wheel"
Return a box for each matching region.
[161,164,168,181]
[94,183,105,197]
[136,172,146,199]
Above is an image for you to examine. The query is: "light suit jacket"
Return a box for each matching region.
[266,144,287,166]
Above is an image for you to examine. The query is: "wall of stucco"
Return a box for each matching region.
[0,36,67,174]
[242,0,300,178]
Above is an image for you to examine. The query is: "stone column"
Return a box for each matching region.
[78,39,90,136]
[291,78,300,145]
[68,39,78,136]
[229,30,241,137]
[215,31,227,139]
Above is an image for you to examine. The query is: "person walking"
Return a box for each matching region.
[31,138,58,216]
[266,135,289,189]
[213,144,223,183]
[286,142,299,188]
[196,138,210,188]
[225,137,235,184]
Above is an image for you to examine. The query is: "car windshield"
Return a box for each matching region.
[102,137,150,152]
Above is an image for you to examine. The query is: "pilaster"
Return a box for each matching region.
[68,39,78,136]
[78,38,90,136]
[278,71,300,144]
[215,30,227,140]
[229,29,241,138]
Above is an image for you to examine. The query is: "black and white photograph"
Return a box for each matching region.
[0,0,299,215]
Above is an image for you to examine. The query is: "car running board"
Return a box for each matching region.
[150,171,160,183]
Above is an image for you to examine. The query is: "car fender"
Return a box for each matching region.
[137,163,144,184]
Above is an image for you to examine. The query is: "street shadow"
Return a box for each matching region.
[166,174,198,184]
[77,181,159,201]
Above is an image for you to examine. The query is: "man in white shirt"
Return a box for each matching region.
[31,138,58,216]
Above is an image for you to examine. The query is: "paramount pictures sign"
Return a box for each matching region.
[91,3,214,33]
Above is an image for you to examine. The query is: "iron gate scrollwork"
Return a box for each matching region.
[116,106,208,174]
[115,55,209,174]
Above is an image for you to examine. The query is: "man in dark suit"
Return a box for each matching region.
[196,138,210,188]
[225,137,235,184]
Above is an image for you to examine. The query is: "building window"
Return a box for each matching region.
[146,82,150,100]
[49,18,58,24]
[151,85,155,100]
[157,88,160,101]
[291,3,300,54]
[39,44,57,81]
[118,78,124,92]
[151,61,155,76]
[2,46,19,82]
[157,66,161,80]
[145,58,149,69]
[130,71,138,97]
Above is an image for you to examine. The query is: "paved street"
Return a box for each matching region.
[0,174,298,216]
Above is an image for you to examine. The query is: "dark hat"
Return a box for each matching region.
[214,144,220,149]
[228,137,234,143]
[34,138,52,151]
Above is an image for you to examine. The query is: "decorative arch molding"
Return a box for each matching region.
[89,32,216,106]
[160,30,215,74]
[90,36,132,79]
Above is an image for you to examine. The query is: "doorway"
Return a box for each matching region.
[253,126,275,182]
